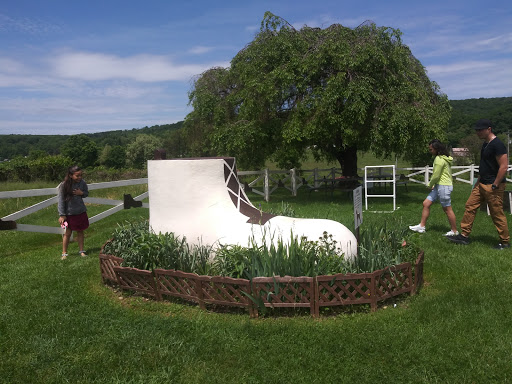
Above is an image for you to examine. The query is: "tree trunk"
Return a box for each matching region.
[335,145,358,177]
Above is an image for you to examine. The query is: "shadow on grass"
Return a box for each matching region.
[87,246,102,254]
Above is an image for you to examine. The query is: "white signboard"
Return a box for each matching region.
[353,186,363,229]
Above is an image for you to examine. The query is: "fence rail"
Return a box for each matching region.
[0,178,149,234]
[238,165,512,201]
[1,165,511,235]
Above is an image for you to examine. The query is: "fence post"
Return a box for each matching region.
[470,164,475,186]
[291,168,297,197]
[370,273,377,312]
[195,278,206,310]
[313,276,320,317]
[314,168,319,188]
[424,165,429,185]
[264,168,270,202]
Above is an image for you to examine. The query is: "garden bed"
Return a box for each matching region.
[99,243,424,317]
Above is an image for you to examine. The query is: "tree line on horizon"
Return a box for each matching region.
[1,96,510,168]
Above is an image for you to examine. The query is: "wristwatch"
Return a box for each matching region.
[492,184,497,190]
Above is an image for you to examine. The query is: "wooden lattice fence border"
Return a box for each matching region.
[113,266,160,299]
[99,250,425,317]
[99,253,124,284]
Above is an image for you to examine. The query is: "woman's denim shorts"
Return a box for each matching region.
[427,185,453,207]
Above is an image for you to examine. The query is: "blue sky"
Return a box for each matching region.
[0,0,510,135]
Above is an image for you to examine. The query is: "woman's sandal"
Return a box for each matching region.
[61,253,68,260]
[78,250,87,257]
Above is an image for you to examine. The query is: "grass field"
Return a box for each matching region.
[1,178,512,383]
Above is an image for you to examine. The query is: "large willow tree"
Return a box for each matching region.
[184,12,451,175]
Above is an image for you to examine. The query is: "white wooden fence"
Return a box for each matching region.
[0,178,148,235]
[1,165,511,236]
[239,165,512,201]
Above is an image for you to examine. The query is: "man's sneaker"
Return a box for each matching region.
[409,224,425,233]
[493,243,510,250]
[447,233,470,245]
[443,230,459,237]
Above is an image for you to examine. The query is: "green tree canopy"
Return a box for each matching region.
[99,145,127,169]
[125,134,161,169]
[163,128,188,158]
[60,134,99,168]
[185,12,451,175]
[447,97,512,147]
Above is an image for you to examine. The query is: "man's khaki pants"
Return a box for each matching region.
[461,183,509,244]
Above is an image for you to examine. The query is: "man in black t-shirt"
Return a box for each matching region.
[449,119,510,249]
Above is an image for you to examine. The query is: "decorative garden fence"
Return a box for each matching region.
[99,246,425,318]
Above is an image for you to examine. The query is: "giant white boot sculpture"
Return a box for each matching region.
[148,158,357,258]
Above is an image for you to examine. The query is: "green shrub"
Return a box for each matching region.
[0,155,71,182]
[102,220,212,274]
[102,219,147,256]
[0,155,147,183]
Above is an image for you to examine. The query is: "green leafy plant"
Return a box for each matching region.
[102,220,212,274]
[353,220,421,273]
[213,230,347,279]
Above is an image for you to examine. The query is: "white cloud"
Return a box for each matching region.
[0,73,45,87]
[0,50,210,134]
[187,46,214,55]
[427,59,512,99]
[0,116,184,135]
[0,58,27,73]
[245,24,258,33]
[0,88,178,116]
[421,32,512,58]
[0,93,191,134]
[51,52,228,82]
[473,32,512,51]
[427,61,496,76]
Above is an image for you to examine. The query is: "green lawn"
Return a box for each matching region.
[1,181,512,383]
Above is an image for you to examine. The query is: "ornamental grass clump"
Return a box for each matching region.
[213,231,346,279]
[353,221,421,273]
